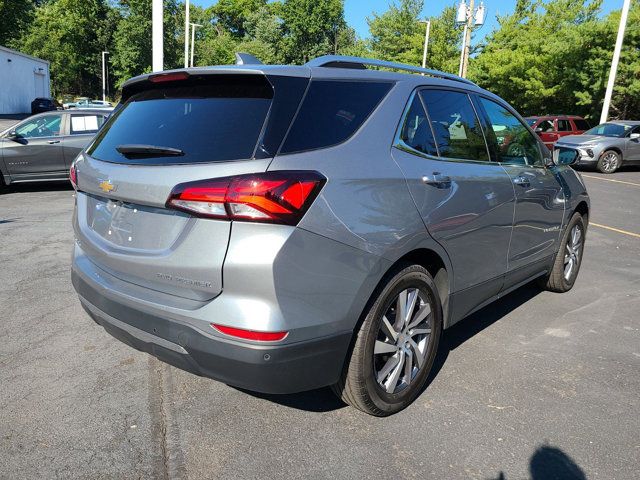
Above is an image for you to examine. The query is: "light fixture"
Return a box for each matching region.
[475,2,486,26]
[456,0,468,25]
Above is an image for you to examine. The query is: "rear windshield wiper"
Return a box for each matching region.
[116,144,185,158]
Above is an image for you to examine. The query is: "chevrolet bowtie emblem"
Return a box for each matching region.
[99,180,116,193]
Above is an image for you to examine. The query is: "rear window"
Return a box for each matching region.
[280,80,392,154]
[573,119,590,130]
[87,75,273,164]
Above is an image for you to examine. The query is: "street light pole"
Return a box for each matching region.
[455,0,485,78]
[184,0,190,68]
[190,23,202,68]
[600,0,631,123]
[101,51,109,102]
[152,0,163,71]
[421,20,431,69]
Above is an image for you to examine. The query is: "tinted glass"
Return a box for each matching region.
[88,76,273,164]
[399,94,437,156]
[420,90,488,161]
[281,80,392,154]
[557,119,571,131]
[16,115,62,138]
[584,123,631,137]
[573,119,590,130]
[70,114,106,135]
[479,97,542,166]
[537,120,554,132]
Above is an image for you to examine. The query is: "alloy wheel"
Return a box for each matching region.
[373,288,434,394]
[564,224,583,281]
[601,152,619,173]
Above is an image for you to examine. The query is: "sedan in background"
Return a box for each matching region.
[554,120,640,173]
[31,97,62,114]
[66,99,113,110]
[0,109,109,187]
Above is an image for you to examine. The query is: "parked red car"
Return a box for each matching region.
[526,115,590,150]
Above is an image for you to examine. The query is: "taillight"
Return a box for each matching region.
[211,324,288,342]
[166,171,325,225]
[69,162,77,190]
[149,71,190,83]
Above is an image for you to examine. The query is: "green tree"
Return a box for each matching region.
[111,0,181,88]
[0,0,37,47]
[210,0,267,38]
[18,0,111,96]
[367,0,462,72]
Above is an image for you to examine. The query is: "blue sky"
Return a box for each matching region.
[191,0,623,40]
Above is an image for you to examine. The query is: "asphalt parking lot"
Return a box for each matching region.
[1,168,638,479]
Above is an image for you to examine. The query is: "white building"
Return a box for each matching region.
[0,45,51,114]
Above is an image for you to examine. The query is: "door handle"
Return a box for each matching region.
[422,172,451,187]
[48,140,60,144]
[513,175,530,187]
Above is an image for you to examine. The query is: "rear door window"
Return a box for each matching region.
[398,94,438,156]
[419,89,488,161]
[557,119,571,131]
[573,119,590,130]
[87,75,274,164]
[280,80,392,154]
[70,114,106,135]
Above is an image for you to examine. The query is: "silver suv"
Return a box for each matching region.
[71,55,589,416]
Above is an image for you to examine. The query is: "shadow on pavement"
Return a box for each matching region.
[241,282,542,413]
[492,444,587,479]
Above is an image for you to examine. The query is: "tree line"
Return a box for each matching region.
[1,0,638,120]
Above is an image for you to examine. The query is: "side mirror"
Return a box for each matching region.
[535,127,543,133]
[630,133,640,140]
[6,130,19,141]
[553,147,579,166]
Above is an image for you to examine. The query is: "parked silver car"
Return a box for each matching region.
[555,120,640,173]
[71,55,589,416]
[0,109,109,187]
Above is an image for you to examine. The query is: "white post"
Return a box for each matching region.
[422,20,431,69]
[458,24,467,77]
[152,0,163,72]
[189,23,202,68]
[184,0,190,68]
[600,0,631,124]
[101,51,108,102]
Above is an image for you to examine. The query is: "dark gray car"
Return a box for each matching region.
[0,109,109,187]
[555,120,640,173]
[71,55,590,416]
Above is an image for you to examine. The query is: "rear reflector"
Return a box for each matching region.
[166,171,325,225]
[149,71,190,83]
[211,324,288,342]
[69,162,77,189]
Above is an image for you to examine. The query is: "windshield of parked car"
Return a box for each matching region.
[584,123,632,137]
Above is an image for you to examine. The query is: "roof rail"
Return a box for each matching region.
[305,55,477,86]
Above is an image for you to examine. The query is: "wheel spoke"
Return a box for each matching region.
[403,350,413,386]
[384,351,405,393]
[565,258,574,279]
[374,340,398,355]
[377,354,399,383]
[407,302,431,330]
[380,315,398,342]
[410,328,431,336]
[564,254,570,265]
[395,290,408,330]
[404,289,418,327]
[408,338,424,369]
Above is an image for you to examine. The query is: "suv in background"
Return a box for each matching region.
[71,55,589,416]
[31,97,61,114]
[526,115,590,150]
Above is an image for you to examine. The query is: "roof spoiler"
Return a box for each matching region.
[235,52,263,66]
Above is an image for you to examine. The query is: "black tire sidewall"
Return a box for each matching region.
[360,265,442,415]
[557,214,586,290]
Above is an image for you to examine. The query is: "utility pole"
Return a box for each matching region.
[101,51,109,102]
[184,0,190,68]
[456,0,485,78]
[600,0,631,124]
[420,20,431,69]
[152,0,163,72]
[190,23,202,68]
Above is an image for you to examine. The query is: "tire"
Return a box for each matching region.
[332,263,442,416]
[597,150,621,174]
[538,212,586,293]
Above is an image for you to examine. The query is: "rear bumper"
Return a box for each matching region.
[72,268,352,394]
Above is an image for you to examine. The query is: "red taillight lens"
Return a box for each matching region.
[166,171,325,225]
[69,162,77,189]
[211,324,288,342]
